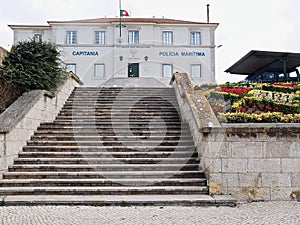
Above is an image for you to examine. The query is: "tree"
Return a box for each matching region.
[0,39,65,92]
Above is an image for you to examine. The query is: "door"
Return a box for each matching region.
[128,63,139,77]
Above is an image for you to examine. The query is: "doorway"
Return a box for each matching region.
[128,63,139,77]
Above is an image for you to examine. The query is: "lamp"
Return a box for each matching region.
[119,56,123,61]
[144,56,149,61]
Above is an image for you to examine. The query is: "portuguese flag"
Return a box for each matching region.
[120,10,130,17]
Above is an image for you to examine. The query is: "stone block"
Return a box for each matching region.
[6,128,32,141]
[262,173,291,187]
[35,99,46,111]
[231,142,263,158]
[25,107,43,120]
[290,142,300,158]
[210,173,239,188]
[264,142,292,158]
[225,131,277,142]
[248,159,281,173]
[282,159,300,172]
[228,187,270,201]
[202,142,231,159]
[238,172,262,187]
[23,118,40,130]
[222,158,247,173]
[290,173,300,187]
[271,188,300,201]
[202,158,222,173]
[0,134,4,141]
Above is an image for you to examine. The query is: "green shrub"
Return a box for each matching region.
[0,39,65,92]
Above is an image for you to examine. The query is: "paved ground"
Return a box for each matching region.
[0,201,299,225]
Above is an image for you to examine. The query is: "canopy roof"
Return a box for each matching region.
[225,50,300,75]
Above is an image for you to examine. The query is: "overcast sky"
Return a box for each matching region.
[1,0,300,83]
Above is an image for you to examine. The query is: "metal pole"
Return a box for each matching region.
[283,60,287,78]
[119,0,122,37]
[206,4,210,23]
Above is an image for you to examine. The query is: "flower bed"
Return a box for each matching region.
[199,82,300,123]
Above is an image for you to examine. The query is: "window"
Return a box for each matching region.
[66,31,77,44]
[162,64,173,78]
[128,30,139,44]
[191,64,201,78]
[65,64,76,74]
[162,31,173,45]
[95,31,105,45]
[94,64,105,77]
[34,34,42,42]
[190,32,201,45]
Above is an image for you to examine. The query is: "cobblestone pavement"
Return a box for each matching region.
[0,201,299,225]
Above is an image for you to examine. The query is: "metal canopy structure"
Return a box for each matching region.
[225,50,300,76]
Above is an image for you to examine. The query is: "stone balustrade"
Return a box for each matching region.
[171,72,300,201]
[0,73,82,178]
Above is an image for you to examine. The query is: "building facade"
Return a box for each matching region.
[9,18,218,87]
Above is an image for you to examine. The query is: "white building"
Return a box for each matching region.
[9,17,218,87]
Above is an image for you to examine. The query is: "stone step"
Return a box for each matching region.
[68,94,177,98]
[61,106,179,110]
[69,89,175,92]
[19,151,197,158]
[56,114,181,118]
[30,135,193,141]
[64,100,178,103]
[67,92,177,95]
[69,91,176,95]
[67,99,178,102]
[36,128,187,133]
[22,146,195,152]
[61,103,179,106]
[56,114,180,118]
[70,93,176,96]
[58,110,180,113]
[46,121,183,125]
[26,140,194,146]
[0,195,237,207]
[61,105,178,109]
[36,128,186,133]
[0,178,207,187]
[0,186,208,195]
[58,110,180,114]
[14,157,199,164]
[9,163,200,172]
[53,118,181,122]
[3,171,204,179]
[0,87,218,206]
[65,104,178,107]
[39,122,186,127]
[33,130,188,136]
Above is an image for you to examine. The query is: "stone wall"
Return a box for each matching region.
[202,125,300,201]
[171,72,300,201]
[0,73,82,177]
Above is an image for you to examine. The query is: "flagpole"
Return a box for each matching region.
[119,0,122,37]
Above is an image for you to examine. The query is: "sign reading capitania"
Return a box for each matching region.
[72,51,99,56]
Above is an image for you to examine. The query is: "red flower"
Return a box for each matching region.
[274,83,298,89]
[216,87,250,95]
[265,105,272,111]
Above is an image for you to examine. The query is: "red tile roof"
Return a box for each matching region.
[48,17,218,26]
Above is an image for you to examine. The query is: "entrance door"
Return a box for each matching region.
[128,63,139,77]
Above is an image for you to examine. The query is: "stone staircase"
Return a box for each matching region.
[0,87,235,206]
